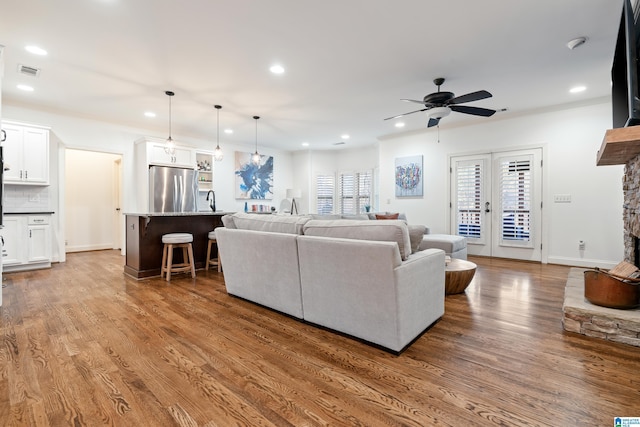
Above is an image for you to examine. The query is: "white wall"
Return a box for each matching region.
[3,103,294,260]
[379,99,624,268]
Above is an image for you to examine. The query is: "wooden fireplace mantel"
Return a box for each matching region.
[597,126,640,165]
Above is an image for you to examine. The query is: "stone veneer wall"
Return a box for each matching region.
[563,268,640,347]
[623,154,640,262]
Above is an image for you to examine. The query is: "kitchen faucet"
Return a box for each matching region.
[206,190,216,212]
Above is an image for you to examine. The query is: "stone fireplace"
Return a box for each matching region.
[623,153,640,265]
[561,127,640,347]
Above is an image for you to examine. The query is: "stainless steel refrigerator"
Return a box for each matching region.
[149,165,198,213]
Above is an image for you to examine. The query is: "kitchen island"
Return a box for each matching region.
[124,212,231,279]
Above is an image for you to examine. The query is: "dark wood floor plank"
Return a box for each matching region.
[1,250,639,426]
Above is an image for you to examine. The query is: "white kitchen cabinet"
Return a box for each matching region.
[144,141,194,168]
[1,216,22,266]
[2,121,50,185]
[2,214,52,272]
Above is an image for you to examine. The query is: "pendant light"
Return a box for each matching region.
[164,90,176,155]
[251,115,261,166]
[213,105,223,161]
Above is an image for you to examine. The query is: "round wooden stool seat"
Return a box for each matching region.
[162,233,193,244]
[206,230,222,272]
[161,233,196,281]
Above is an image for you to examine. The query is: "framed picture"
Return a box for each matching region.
[395,155,423,197]
[235,151,274,199]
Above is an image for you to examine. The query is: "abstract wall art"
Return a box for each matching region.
[395,155,423,197]
[235,151,274,199]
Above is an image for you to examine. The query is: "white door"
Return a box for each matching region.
[451,148,543,261]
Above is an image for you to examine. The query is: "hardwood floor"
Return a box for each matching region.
[1,251,638,426]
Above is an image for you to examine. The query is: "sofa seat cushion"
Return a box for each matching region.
[303,219,412,260]
[419,234,467,258]
[224,212,310,234]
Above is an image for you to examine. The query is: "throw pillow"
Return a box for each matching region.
[408,224,426,253]
[375,213,399,220]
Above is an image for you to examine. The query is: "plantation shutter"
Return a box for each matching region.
[316,174,335,214]
[498,156,532,245]
[338,170,372,215]
[455,161,483,239]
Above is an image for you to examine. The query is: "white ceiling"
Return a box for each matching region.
[0,0,625,152]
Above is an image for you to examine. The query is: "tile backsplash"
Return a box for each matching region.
[4,185,50,211]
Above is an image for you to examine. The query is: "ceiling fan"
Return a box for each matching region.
[385,78,497,127]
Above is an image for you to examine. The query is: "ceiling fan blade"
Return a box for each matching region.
[427,117,440,128]
[383,108,429,121]
[448,90,492,105]
[450,105,496,117]
[401,98,428,104]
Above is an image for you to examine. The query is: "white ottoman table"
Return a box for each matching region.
[419,234,467,260]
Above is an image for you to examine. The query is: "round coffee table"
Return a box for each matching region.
[445,259,477,294]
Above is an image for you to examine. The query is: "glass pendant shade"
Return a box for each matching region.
[213,105,223,161]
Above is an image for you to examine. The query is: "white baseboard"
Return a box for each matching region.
[65,243,114,253]
[546,256,618,269]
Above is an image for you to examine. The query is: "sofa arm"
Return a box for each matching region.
[393,248,445,347]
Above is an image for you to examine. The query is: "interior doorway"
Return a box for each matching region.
[450,148,543,261]
[65,149,123,253]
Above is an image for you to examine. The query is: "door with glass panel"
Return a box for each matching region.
[451,148,542,261]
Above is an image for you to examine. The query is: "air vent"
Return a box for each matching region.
[17,64,41,77]
[333,141,346,146]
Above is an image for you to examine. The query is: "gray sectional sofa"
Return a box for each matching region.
[215,212,445,352]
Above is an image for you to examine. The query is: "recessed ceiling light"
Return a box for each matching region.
[17,84,34,92]
[25,45,47,56]
[144,111,156,118]
[341,134,350,139]
[570,86,586,94]
[270,64,285,74]
[301,142,309,147]
[395,122,405,128]
[224,129,233,134]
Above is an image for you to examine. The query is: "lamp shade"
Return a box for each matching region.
[286,189,302,199]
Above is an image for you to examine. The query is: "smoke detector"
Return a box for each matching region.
[17,64,41,77]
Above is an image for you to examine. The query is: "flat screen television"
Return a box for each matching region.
[612,0,640,128]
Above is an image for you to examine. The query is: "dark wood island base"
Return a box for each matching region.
[125,212,229,279]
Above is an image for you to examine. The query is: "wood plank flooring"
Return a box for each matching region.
[0,251,638,426]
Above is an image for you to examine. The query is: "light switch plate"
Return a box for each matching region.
[553,194,571,203]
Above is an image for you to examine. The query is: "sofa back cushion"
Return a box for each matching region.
[302,219,412,260]
[226,212,310,234]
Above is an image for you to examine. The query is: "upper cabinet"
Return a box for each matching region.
[139,139,195,168]
[2,121,50,185]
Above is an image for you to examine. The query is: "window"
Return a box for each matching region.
[338,171,372,215]
[316,174,335,214]
[315,170,372,215]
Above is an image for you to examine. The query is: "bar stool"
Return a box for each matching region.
[205,230,222,272]
[161,233,196,281]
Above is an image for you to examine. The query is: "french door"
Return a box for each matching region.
[450,148,542,261]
